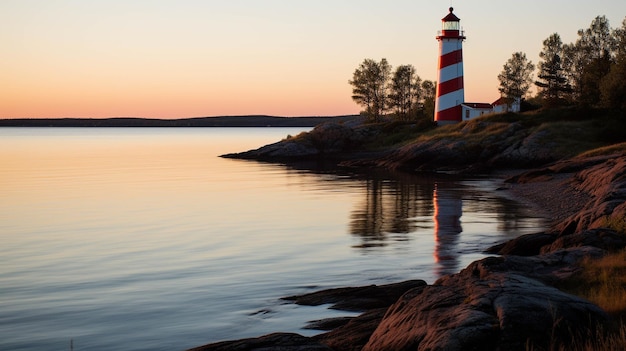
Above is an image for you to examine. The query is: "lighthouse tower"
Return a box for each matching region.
[435,7,466,124]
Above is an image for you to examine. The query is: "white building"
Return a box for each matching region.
[461,97,521,121]
[492,97,521,114]
[461,102,493,121]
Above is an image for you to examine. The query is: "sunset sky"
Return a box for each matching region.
[2,0,625,119]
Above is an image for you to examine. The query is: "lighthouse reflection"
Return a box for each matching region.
[349,174,435,249]
[348,174,463,277]
[432,183,463,276]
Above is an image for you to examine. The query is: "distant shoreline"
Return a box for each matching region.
[0,115,358,128]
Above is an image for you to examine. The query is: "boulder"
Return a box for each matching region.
[312,308,389,351]
[283,280,427,312]
[485,232,557,256]
[542,228,626,253]
[363,250,608,351]
[486,228,626,256]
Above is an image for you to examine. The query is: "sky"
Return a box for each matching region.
[1,0,625,119]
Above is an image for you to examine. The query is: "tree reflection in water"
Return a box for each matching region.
[349,173,435,249]
[346,169,545,279]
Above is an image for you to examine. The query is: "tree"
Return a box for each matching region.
[579,53,613,106]
[349,58,392,121]
[562,42,589,101]
[614,17,626,57]
[535,33,572,105]
[600,57,626,110]
[563,16,616,105]
[577,16,617,59]
[420,80,436,121]
[388,65,422,121]
[600,18,626,110]
[498,52,535,110]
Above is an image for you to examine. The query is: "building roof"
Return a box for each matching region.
[462,102,493,110]
[442,7,460,22]
[492,97,510,105]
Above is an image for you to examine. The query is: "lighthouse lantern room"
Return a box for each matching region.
[435,7,466,125]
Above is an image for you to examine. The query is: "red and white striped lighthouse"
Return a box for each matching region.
[435,7,466,124]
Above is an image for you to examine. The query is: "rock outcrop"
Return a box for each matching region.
[555,155,626,234]
[223,117,597,173]
[221,121,377,161]
[487,228,626,257]
[488,154,626,256]
[363,250,607,351]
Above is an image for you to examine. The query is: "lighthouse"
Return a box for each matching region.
[435,7,466,124]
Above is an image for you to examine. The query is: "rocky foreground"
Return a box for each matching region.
[195,117,626,350]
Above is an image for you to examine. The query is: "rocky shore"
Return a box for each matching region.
[193,116,626,350]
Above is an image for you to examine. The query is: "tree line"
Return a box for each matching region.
[349,58,436,122]
[536,16,626,109]
[351,15,626,122]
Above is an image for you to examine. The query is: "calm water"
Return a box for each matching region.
[0,128,546,351]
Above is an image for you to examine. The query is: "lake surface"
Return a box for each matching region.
[0,127,547,351]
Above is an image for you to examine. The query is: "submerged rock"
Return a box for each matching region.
[283,280,427,312]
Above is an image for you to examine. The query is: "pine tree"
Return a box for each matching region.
[535,33,572,105]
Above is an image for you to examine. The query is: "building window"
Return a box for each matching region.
[465,110,470,119]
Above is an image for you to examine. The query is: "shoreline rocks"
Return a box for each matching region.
[193,119,626,350]
[362,250,608,351]
[221,118,581,173]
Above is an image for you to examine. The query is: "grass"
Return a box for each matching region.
[598,216,626,235]
[539,249,626,350]
[364,120,433,148]
[533,120,607,157]
[578,142,626,158]
[415,119,518,146]
[535,323,626,351]
[413,107,618,151]
[579,251,626,317]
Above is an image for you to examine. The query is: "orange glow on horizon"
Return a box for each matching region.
[2,2,624,119]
